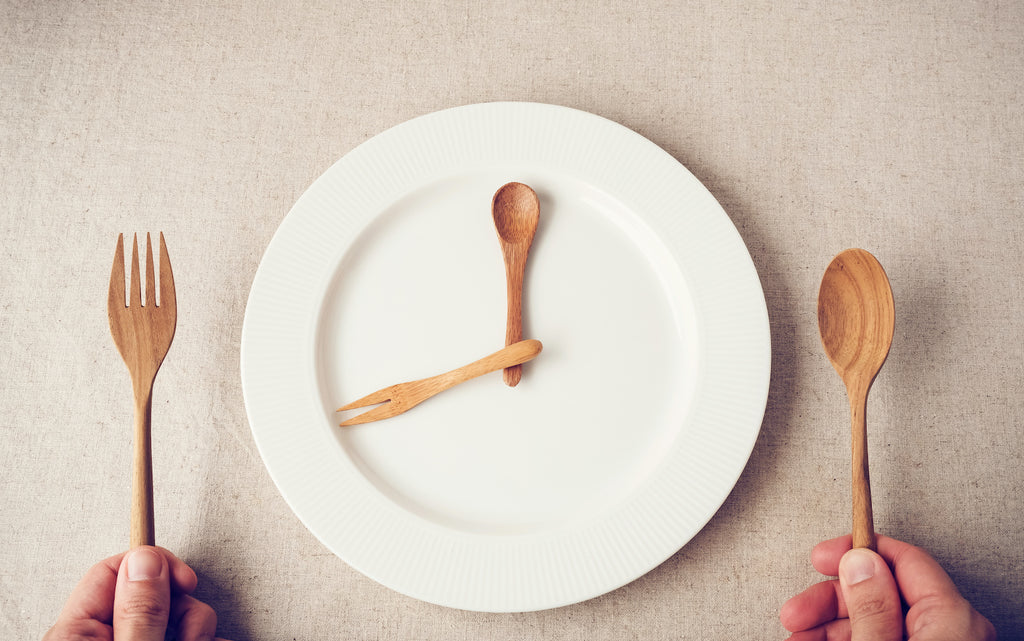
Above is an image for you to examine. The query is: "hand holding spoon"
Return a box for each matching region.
[492,182,540,387]
[817,248,895,551]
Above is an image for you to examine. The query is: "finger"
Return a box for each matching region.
[43,618,113,641]
[155,545,199,594]
[784,618,852,641]
[905,596,997,641]
[879,538,962,607]
[780,579,844,631]
[810,535,989,639]
[810,534,853,576]
[838,548,904,641]
[810,534,910,577]
[56,552,126,624]
[838,535,967,607]
[113,546,172,641]
[168,594,219,641]
[48,548,200,641]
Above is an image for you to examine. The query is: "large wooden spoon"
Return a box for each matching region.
[492,182,540,387]
[817,248,895,551]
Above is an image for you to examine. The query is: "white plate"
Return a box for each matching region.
[241,102,770,612]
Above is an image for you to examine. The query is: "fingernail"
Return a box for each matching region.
[840,548,876,585]
[126,547,164,581]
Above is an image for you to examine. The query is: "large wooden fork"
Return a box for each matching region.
[108,233,176,547]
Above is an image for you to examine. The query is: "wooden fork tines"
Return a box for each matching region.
[108,232,177,547]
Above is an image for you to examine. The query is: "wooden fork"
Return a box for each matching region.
[337,339,542,426]
[108,233,177,547]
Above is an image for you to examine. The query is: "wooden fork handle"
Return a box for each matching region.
[130,384,155,548]
[849,389,876,551]
[434,339,542,396]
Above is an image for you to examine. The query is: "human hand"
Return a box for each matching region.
[780,534,995,640]
[44,546,229,641]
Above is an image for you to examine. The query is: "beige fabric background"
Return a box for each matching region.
[2,1,1022,639]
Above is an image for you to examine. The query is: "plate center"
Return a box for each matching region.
[317,172,698,534]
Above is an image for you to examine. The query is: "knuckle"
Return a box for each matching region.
[851,593,892,618]
[44,619,109,640]
[193,599,217,622]
[909,595,995,641]
[169,595,218,640]
[120,594,170,622]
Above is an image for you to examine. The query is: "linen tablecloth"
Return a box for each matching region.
[3,2,1021,638]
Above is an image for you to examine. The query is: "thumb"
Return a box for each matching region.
[839,547,904,641]
[113,546,171,640]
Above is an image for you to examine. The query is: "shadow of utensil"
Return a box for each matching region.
[880,256,1023,636]
[516,185,555,344]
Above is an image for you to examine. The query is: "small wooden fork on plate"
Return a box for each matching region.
[108,233,176,547]
[337,339,542,426]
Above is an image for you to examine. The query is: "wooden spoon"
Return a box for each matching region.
[492,182,540,387]
[817,248,895,551]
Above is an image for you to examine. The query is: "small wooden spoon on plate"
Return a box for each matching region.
[817,248,895,551]
[492,182,540,387]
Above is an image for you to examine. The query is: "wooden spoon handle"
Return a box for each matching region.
[849,391,876,551]
[130,385,155,547]
[502,251,527,387]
